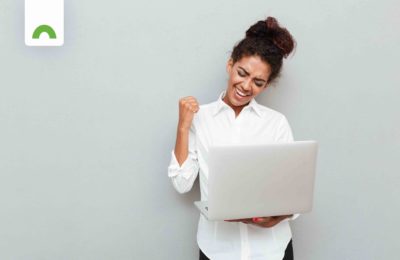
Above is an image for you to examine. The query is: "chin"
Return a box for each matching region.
[233,94,251,106]
[231,98,247,107]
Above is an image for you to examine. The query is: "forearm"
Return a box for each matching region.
[174,127,190,166]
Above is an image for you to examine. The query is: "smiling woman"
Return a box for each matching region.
[168,16,296,260]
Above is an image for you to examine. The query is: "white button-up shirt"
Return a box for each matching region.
[168,92,297,260]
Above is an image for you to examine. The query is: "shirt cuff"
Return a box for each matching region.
[167,150,197,180]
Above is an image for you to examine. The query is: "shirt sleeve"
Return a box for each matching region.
[275,115,294,142]
[276,115,300,221]
[167,123,200,194]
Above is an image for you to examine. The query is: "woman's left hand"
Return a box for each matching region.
[225,215,292,228]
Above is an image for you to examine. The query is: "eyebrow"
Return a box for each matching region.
[238,66,267,82]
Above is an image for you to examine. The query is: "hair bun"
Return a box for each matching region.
[245,16,295,58]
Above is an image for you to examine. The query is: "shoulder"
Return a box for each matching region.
[196,100,219,118]
[199,100,218,111]
[191,100,218,128]
[256,103,288,122]
[256,103,294,141]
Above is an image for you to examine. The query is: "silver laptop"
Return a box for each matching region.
[194,140,318,221]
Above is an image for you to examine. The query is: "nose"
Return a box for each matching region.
[242,79,251,91]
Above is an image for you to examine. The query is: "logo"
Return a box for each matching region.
[25,0,64,46]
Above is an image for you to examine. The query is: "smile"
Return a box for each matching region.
[235,88,251,98]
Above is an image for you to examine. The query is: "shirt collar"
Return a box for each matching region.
[213,91,262,117]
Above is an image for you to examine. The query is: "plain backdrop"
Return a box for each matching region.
[0,0,399,259]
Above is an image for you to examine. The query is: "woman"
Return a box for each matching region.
[168,16,297,260]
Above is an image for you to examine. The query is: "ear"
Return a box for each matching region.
[226,58,234,74]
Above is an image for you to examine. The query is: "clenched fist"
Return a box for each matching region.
[178,96,199,131]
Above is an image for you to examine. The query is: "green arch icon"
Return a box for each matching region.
[32,25,57,39]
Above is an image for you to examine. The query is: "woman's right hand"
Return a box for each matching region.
[178,96,199,130]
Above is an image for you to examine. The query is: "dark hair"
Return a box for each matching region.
[231,17,296,83]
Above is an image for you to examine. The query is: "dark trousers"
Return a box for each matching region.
[199,240,293,260]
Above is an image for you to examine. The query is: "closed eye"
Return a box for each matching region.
[237,70,246,77]
[255,81,264,87]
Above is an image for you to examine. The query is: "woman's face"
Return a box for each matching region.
[224,55,271,113]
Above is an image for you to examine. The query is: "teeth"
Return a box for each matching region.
[236,88,249,97]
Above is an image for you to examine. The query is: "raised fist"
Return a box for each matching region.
[178,96,199,130]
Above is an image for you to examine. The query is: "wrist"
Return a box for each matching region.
[177,125,190,133]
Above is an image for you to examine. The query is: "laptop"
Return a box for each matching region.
[194,140,318,221]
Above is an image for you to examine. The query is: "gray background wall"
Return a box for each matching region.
[0,0,399,259]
